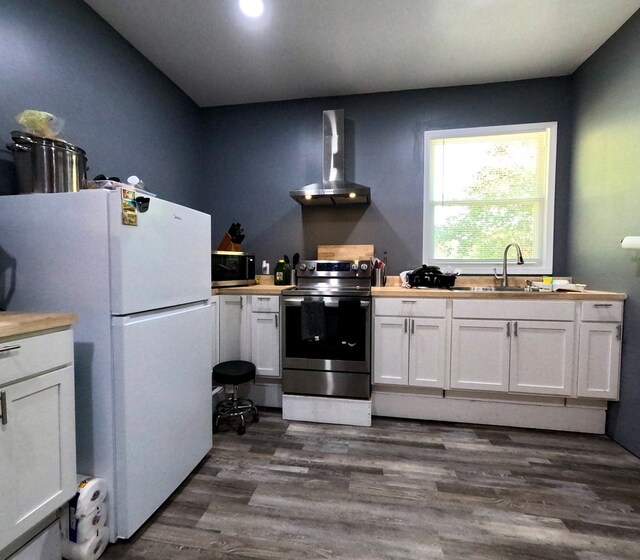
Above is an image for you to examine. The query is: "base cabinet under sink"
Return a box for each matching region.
[450,318,575,396]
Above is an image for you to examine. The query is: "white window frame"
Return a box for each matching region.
[423,122,557,275]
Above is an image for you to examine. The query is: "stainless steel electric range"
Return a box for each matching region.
[280,259,372,399]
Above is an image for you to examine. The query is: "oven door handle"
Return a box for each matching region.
[282,298,370,308]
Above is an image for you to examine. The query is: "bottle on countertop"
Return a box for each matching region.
[274,259,291,285]
[261,260,269,275]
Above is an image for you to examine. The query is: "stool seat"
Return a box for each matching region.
[212,360,258,435]
[212,360,256,385]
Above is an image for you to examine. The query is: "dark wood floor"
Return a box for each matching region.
[102,409,640,559]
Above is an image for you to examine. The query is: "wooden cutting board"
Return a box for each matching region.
[317,244,374,261]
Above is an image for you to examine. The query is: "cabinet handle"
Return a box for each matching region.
[0,344,20,353]
[275,315,278,328]
[617,324,622,340]
[593,304,612,308]
[411,319,415,335]
[240,297,243,310]
[513,321,518,337]
[257,297,270,301]
[401,300,417,304]
[404,318,408,333]
[506,322,511,337]
[0,391,6,425]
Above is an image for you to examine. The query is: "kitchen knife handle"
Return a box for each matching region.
[0,391,7,426]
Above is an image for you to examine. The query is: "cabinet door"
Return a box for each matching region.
[509,321,575,396]
[0,366,76,551]
[450,320,510,392]
[409,318,447,388]
[219,295,249,362]
[251,312,280,377]
[373,316,409,385]
[577,323,621,399]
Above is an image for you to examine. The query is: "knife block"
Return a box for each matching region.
[217,232,242,252]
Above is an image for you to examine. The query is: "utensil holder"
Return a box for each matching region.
[373,268,386,287]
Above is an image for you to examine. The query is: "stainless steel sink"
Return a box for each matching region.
[449,286,545,292]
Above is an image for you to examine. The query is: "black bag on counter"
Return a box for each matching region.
[406,265,457,288]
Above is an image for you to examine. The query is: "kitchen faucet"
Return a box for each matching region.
[494,243,524,287]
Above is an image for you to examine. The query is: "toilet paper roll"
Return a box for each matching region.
[74,475,108,519]
[74,504,107,543]
[62,526,109,560]
[621,236,640,250]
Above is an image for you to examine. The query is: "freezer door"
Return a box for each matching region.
[111,302,212,539]
[108,192,211,315]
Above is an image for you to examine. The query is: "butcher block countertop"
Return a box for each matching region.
[212,284,625,300]
[0,312,77,339]
[213,284,293,296]
[371,287,626,300]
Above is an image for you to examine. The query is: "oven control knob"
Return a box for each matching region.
[298,263,307,271]
[308,263,316,271]
[351,263,359,271]
[360,263,369,271]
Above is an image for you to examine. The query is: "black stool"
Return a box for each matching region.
[212,360,259,435]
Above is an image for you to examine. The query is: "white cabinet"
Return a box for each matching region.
[450,301,575,396]
[509,320,575,395]
[250,296,280,378]
[219,295,251,362]
[450,319,510,391]
[0,329,76,556]
[577,301,623,399]
[373,298,447,388]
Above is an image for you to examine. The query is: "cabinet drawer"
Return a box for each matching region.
[0,329,73,387]
[251,295,279,313]
[374,297,446,318]
[581,301,623,322]
[452,300,575,321]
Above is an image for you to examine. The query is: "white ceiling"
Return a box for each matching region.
[84,0,640,108]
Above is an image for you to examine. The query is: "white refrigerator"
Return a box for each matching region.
[0,188,212,541]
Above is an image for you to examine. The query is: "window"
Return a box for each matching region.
[423,122,557,275]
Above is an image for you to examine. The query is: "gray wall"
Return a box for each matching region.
[571,11,640,455]
[0,0,203,209]
[201,79,574,274]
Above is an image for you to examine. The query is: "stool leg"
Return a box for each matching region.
[238,410,246,435]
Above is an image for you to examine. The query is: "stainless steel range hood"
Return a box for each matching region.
[290,110,371,206]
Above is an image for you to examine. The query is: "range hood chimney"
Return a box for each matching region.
[289,109,371,206]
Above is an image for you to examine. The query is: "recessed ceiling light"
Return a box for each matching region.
[239,0,263,17]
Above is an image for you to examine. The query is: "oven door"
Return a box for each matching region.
[281,295,371,373]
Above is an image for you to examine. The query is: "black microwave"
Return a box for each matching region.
[211,251,256,287]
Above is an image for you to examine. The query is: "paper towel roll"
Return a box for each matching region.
[62,526,109,560]
[75,504,107,543]
[621,236,640,249]
[74,476,108,519]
